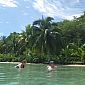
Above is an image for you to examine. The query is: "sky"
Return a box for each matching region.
[0,0,85,36]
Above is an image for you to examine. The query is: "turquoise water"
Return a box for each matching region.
[0,63,85,85]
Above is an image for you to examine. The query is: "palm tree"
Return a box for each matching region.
[30,17,63,56]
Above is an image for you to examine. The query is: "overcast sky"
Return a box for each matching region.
[0,0,85,36]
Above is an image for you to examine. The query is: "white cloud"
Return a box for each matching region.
[0,0,18,7]
[33,0,84,20]
[62,13,82,20]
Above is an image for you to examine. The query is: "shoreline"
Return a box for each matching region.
[0,62,85,66]
[62,64,85,67]
[0,62,31,64]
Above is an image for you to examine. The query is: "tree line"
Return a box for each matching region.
[0,12,85,64]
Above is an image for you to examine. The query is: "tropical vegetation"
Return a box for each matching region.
[1,12,85,64]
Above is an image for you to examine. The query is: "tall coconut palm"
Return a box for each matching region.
[30,17,63,56]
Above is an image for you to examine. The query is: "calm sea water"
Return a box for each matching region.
[0,63,85,85]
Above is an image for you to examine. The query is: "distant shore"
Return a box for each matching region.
[0,62,31,64]
[62,64,85,67]
[0,62,85,67]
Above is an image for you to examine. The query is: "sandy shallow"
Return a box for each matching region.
[0,62,85,67]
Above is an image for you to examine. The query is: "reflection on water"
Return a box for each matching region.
[0,63,85,85]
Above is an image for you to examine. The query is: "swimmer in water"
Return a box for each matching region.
[15,60,26,69]
[47,61,55,72]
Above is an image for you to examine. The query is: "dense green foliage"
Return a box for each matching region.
[1,13,85,64]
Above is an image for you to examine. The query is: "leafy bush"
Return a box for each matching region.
[0,53,15,62]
